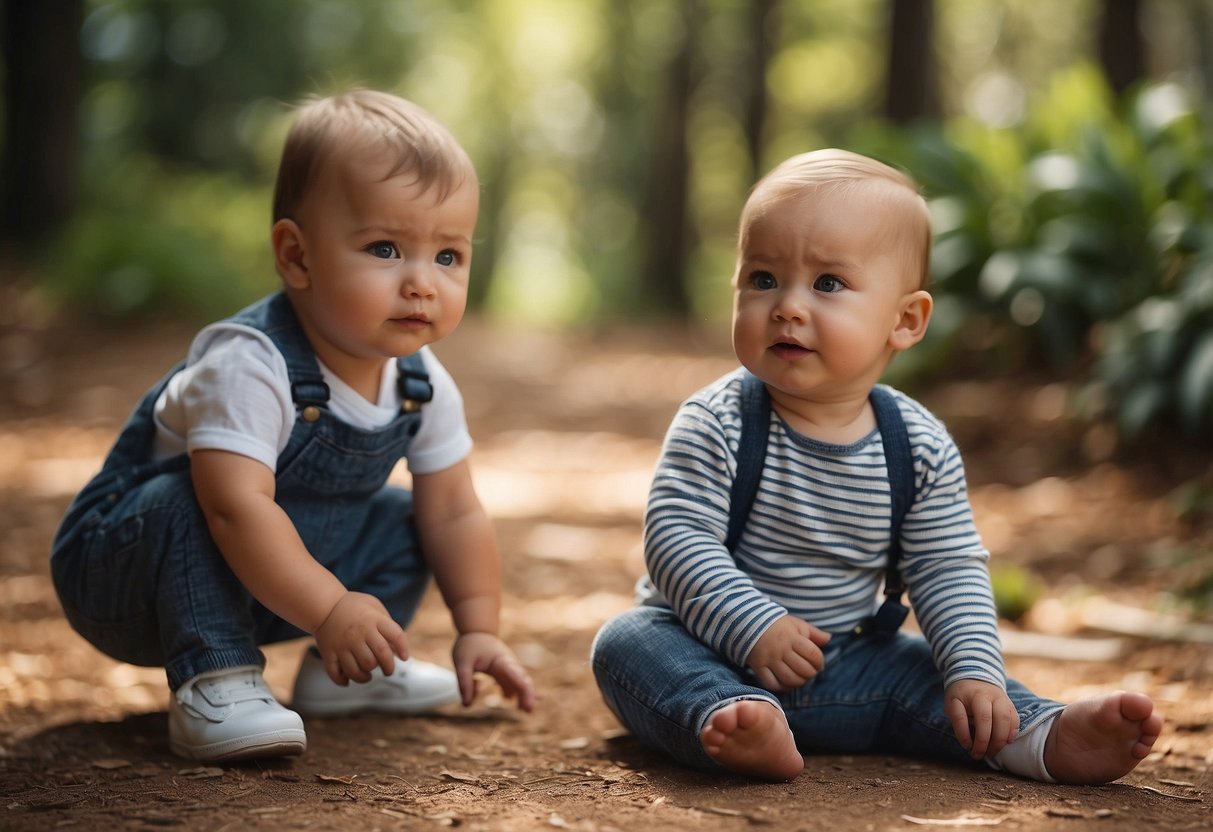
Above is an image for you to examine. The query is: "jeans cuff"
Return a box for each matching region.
[167,645,266,690]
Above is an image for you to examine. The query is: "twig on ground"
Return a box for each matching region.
[1137,784,1203,802]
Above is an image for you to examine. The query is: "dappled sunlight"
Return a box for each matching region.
[970,464,1182,585]
[502,591,631,635]
[470,430,659,520]
[0,426,113,498]
[549,352,735,414]
[519,522,641,567]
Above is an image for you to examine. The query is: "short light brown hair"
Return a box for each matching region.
[272,89,475,222]
[740,148,932,289]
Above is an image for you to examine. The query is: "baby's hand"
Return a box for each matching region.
[314,591,409,686]
[945,679,1020,760]
[745,614,831,693]
[452,632,536,712]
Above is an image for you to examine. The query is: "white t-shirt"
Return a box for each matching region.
[151,322,472,475]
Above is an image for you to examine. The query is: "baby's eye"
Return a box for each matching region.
[367,241,399,259]
[436,249,460,267]
[749,271,776,290]
[814,274,844,293]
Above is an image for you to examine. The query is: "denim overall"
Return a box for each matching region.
[51,292,433,691]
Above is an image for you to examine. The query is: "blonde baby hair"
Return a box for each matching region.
[740,148,932,289]
[272,89,475,223]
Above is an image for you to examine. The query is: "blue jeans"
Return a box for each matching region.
[51,469,430,691]
[591,606,1063,771]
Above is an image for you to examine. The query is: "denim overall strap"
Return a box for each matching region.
[725,371,770,553]
[229,293,330,414]
[727,375,914,636]
[231,293,429,496]
[852,385,913,637]
[235,292,432,417]
[219,292,434,645]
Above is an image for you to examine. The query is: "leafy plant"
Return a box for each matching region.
[43,154,276,322]
[860,66,1213,443]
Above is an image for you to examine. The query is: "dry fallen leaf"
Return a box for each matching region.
[315,773,359,785]
[439,768,480,784]
[91,758,131,770]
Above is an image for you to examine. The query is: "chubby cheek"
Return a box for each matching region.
[433,287,469,337]
[731,320,764,367]
[733,302,766,340]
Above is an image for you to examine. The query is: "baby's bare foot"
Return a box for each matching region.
[1044,692,1163,784]
[700,699,803,781]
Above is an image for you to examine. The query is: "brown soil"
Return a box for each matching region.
[1,311,1210,831]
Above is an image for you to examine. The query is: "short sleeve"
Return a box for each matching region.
[404,349,473,474]
[153,324,295,471]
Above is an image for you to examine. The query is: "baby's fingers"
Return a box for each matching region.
[783,649,820,682]
[488,655,536,712]
[966,698,995,759]
[453,655,479,707]
[791,637,826,673]
[945,695,972,751]
[985,700,1020,758]
[753,666,785,693]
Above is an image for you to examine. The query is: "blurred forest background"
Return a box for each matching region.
[2,7,1213,824]
[2,0,1211,448]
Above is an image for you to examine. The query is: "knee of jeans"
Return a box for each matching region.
[589,614,625,669]
[590,608,652,668]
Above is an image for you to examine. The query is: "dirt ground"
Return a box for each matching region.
[1,307,1210,831]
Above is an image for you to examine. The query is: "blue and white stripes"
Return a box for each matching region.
[643,369,1006,689]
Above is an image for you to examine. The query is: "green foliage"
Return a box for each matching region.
[863,67,1213,443]
[18,2,1213,446]
[45,154,276,321]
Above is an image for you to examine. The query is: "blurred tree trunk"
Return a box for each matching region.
[883,0,939,123]
[641,0,701,318]
[1098,0,1146,96]
[1,0,84,258]
[1194,3,1213,99]
[743,0,779,183]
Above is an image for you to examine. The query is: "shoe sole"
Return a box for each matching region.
[170,729,307,763]
[292,690,462,718]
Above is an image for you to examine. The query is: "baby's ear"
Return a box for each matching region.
[271,219,309,289]
[889,290,932,351]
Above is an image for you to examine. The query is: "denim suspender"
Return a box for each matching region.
[727,371,914,637]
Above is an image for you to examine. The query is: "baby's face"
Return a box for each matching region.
[731,185,921,405]
[288,153,479,378]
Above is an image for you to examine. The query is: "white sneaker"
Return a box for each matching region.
[291,647,461,717]
[169,666,306,762]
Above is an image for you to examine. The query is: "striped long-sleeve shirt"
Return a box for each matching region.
[641,369,1006,689]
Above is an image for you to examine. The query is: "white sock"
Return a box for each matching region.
[988,712,1059,782]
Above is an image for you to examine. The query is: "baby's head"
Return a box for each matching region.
[272,89,476,225]
[739,148,931,292]
[270,90,480,370]
[731,149,934,407]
